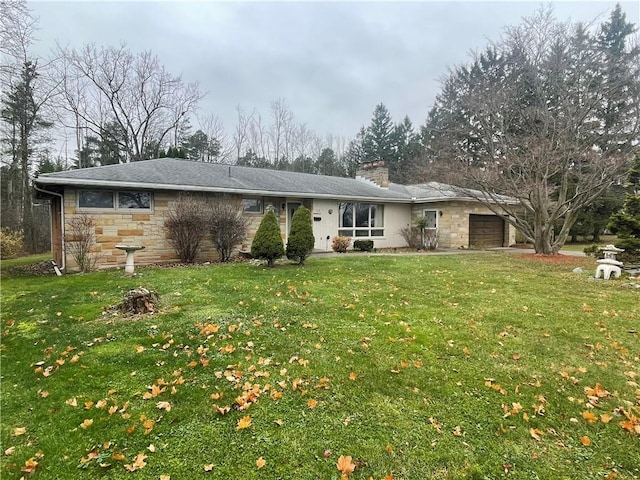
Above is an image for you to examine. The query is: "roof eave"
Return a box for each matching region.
[34,178,410,203]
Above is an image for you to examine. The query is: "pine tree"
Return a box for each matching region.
[286,206,315,265]
[608,153,640,263]
[251,210,284,267]
[364,104,395,166]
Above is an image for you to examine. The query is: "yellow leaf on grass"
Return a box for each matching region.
[5,446,16,456]
[66,397,78,407]
[204,463,215,471]
[237,416,252,430]
[307,399,318,409]
[12,427,26,436]
[580,436,591,446]
[600,413,613,424]
[135,345,145,353]
[529,428,544,441]
[256,456,266,469]
[349,372,357,381]
[336,455,356,475]
[582,411,598,424]
[160,475,171,480]
[20,457,39,474]
[80,418,94,429]
[124,453,147,472]
[156,401,172,411]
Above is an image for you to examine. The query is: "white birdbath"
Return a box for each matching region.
[115,244,145,275]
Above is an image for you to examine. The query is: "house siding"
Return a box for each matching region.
[411,201,515,248]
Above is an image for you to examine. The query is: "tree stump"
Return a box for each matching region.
[112,288,160,316]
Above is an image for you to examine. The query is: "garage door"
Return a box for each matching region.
[469,215,505,248]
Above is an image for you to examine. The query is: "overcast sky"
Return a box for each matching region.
[29,0,640,148]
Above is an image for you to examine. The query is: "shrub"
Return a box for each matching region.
[164,194,210,263]
[399,226,421,250]
[0,228,25,259]
[210,200,249,262]
[67,213,98,272]
[331,235,351,253]
[353,239,374,252]
[286,206,315,265]
[251,210,284,267]
[583,244,601,257]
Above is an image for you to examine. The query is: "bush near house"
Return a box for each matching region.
[331,235,351,253]
[163,194,209,263]
[251,210,284,267]
[286,206,315,265]
[209,200,249,263]
[353,239,374,252]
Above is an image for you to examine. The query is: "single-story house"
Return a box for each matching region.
[34,158,515,271]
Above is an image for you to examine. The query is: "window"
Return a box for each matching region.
[118,191,152,209]
[423,210,438,229]
[242,197,263,213]
[78,190,114,209]
[339,203,384,237]
[78,190,152,210]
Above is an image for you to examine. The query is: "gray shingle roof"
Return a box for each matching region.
[35,158,500,204]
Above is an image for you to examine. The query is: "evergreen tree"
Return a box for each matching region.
[251,210,284,267]
[608,153,640,263]
[391,116,422,183]
[364,103,395,166]
[286,206,315,265]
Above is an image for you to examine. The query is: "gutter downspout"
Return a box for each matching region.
[33,184,65,272]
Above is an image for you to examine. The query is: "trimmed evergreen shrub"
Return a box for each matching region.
[353,240,374,252]
[286,206,315,265]
[251,210,284,267]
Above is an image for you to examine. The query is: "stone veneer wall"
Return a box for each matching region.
[63,189,288,271]
[411,201,515,248]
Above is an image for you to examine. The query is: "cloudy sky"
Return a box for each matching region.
[30,0,639,146]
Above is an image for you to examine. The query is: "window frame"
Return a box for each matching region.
[241,197,263,214]
[422,209,438,230]
[77,189,153,212]
[339,202,384,237]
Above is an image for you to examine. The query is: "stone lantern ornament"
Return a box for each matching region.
[594,245,624,280]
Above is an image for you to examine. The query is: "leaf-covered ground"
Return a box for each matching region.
[1,253,638,479]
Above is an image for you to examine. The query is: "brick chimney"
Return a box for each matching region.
[355,160,389,188]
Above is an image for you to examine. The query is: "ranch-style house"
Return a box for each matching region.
[34,158,515,271]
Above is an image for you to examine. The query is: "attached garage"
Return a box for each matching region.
[469,214,505,248]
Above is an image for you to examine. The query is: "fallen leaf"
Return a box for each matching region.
[5,446,16,456]
[204,463,215,471]
[530,428,544,441]
[12,427,26,437]
[156,401,172,411]
[160,475,171,480]
[582,411,598,424]
[336,455,356,475]
[580,436,591,446]
[256,456,266,469]
[600,413,613,424]
[135,345,145,353]
[237,416,252,430]
[124,452,147,472]
[66,397,78,407]
[20,457,39,474]
[307,399,318,409]
[80,419,94,429]
[349,372,357,381]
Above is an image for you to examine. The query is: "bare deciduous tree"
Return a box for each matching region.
[423,6,640,254]
[54,43,203,162]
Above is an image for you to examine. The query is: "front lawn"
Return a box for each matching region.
[1,254,638,479]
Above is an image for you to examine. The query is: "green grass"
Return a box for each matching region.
[1,253,639,479]
[0,253,52,270]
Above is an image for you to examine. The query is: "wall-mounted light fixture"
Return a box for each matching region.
[328,209,333,214]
